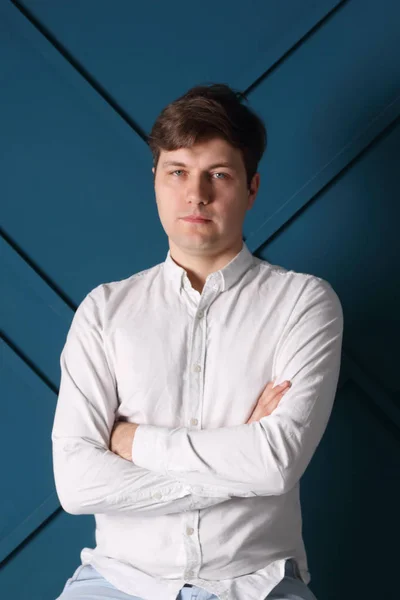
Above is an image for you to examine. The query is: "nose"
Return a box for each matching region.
[186,173,211,205]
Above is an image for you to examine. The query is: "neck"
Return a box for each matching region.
[169,239,244,293]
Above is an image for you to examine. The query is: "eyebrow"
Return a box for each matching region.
[161,160,236,170]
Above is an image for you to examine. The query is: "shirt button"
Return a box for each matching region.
[186,527,194,535]
[197,310,204,318]
[153,492,162,500]
[186,571,195,578]
[193,364,201,372]
[190,418,198,426]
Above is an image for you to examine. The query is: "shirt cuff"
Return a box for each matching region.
[131,424,171,473]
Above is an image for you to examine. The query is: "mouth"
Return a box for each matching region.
[181,217,212,223]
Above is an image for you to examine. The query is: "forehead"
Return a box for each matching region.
[159,137,243,168]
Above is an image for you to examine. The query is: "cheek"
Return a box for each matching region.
[157,198,184,227]
[156,189,177,211]
[220,198,243,219]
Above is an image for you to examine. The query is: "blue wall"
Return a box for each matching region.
[1,1,399,598]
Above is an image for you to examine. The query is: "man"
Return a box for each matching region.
[52,83,343,600]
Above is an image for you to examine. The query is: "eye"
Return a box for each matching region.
[169,170,228,179]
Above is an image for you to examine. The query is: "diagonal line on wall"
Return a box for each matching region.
[1,226,77,312]
[245,107,400,250]
[243,0,349,97]
[0,505,63,569]
[1,252,398,566]
[10,0,348,141]
[341,353,400,441]
[10,0,148,143]
[3,235,399,442]
[0,337,61,564]
[0,330,58,396]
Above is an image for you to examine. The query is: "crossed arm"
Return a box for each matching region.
[52,277,343,516]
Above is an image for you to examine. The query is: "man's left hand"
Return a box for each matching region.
[109,420,139,461]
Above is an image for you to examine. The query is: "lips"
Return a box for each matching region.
[182,216,211,222]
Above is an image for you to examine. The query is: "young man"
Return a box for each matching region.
[52,84,343,600]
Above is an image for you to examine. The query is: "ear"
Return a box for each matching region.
[247,173,260,209]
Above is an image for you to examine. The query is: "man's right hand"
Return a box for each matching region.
[246,379,292,424]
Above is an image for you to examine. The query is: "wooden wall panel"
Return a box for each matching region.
[1,0,399,598]
[19,0,344,133]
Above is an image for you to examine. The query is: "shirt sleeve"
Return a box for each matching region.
[132,277,344,497]
[52,284,233,516]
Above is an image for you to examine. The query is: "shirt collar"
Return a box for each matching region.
[163,240,256,294]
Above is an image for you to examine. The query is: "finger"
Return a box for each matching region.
[261,381,290,404]
[247,396,278,423]
[268,384,291,407]
[272,381,291,395]
[268,389,287,412]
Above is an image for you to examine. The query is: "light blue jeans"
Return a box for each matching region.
[55,559,317,599]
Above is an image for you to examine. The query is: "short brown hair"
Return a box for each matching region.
[147,83,267,188]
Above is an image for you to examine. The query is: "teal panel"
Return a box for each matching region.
[0,2,162,306]
[1,0,399,598]
[0,339,59,562]
[301,380,400,599]
[245,0,400,248]
[2,1,399,311]
[0,509,94,600]
[0,236,72,386]
[257,118,400,418]
[19,0,343,134]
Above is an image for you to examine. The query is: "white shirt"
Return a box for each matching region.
[51,241,344,600]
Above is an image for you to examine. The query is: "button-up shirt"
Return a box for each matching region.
[51,241,344,600]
